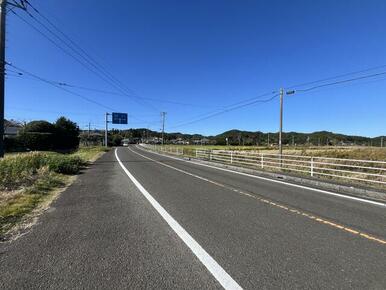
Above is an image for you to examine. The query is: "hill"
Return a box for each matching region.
[104,128,384,147]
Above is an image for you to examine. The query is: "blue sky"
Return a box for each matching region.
[5,0,386,137]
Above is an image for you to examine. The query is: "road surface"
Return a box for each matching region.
[1,145,386,289]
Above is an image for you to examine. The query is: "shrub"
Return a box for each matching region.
[45,155,85,175]
[0,152,87,190]
[19,120,56,151]
[7,118,81,152]
[111,134,123,146]
[0,152,47,190]
[54,117,80,150]
[4,137,25,152]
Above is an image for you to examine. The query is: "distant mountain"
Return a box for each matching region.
[213,129,377,146]
[103,127,385,147]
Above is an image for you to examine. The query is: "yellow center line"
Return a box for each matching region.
[128,147,386,246]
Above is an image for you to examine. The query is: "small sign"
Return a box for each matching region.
[112,112,128,124]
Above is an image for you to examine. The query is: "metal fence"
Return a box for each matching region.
[141,145,386,187]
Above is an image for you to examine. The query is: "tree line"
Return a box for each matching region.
[5,117,80,152]
[105,128,384,147]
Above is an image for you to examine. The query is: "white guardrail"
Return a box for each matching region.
[143,144,184,156]
[141,145,386,187]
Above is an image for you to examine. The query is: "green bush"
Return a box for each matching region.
[7,117,80,152]
[45,155,85,174]
[54,117,80,150]
[4,137,25,152]
[111,134,123,146]
[0,152,47,190]
[0,152,87,190]
[18,121,56,151]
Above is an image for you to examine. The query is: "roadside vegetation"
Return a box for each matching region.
[149,145,386,192]
[159,145,386,161]
[0,146,108,240]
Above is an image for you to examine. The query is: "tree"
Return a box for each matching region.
[111,134,123,146]
[19,120,56,150]
[54,117,80,150]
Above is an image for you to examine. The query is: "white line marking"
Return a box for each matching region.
[115,148,242,290]
[136,145,386,208]
[129,147,224,186]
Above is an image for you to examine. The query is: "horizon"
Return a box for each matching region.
[5,116,385,139]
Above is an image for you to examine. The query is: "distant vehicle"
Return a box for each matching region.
[122,141,129,147]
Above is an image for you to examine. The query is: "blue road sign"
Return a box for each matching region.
[112,112,128,124]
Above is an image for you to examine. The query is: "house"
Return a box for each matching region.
[147,137,162,144]
[193,138,210,145]
[4,119,22,138]
[170,137,189,145]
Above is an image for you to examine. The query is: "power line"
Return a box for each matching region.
[11,7,159,112]
[6,105,161,128]
[6,62,157,123]
[13,5,211,111]
[10,2,386,133]
[170,66,386,129]
[295,70,386,93]
[287,64,386,89]
[6,106,102,116]
[171,93,279,129]
[170,90,277,127]
[24,1,138,95]
[24,9,142,100]
[12,9,117,88]
[23,1,165,112]
[6,68,223,108]
[7,62,117,111]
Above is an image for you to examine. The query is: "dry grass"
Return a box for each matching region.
[0,146,108,241]
[151,145,386,190]
[161,145,386,161]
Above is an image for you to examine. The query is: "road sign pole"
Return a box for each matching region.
[105,112,109,148]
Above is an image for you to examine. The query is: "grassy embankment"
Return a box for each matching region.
[0,146,108,240]
[160,145,386,161]
[155,145,386,189]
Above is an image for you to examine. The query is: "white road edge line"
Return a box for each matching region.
[136,145,386,208]
[114,148,242,290]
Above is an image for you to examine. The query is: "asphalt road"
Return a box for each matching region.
[1,145,386,289]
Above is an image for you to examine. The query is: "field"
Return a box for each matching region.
[145,144,386,191]
[0,146,109,240]
[159,145,386,161]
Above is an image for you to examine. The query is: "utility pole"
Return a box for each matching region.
[0,0,6,158]
[267,133,270,147]
[292,135,295,147]
[0,1,26,157]
[279,88,284,159]
[161,112,166,145]
[381,137,384,148]
[88,122,91,137]
[105,113,110,148]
